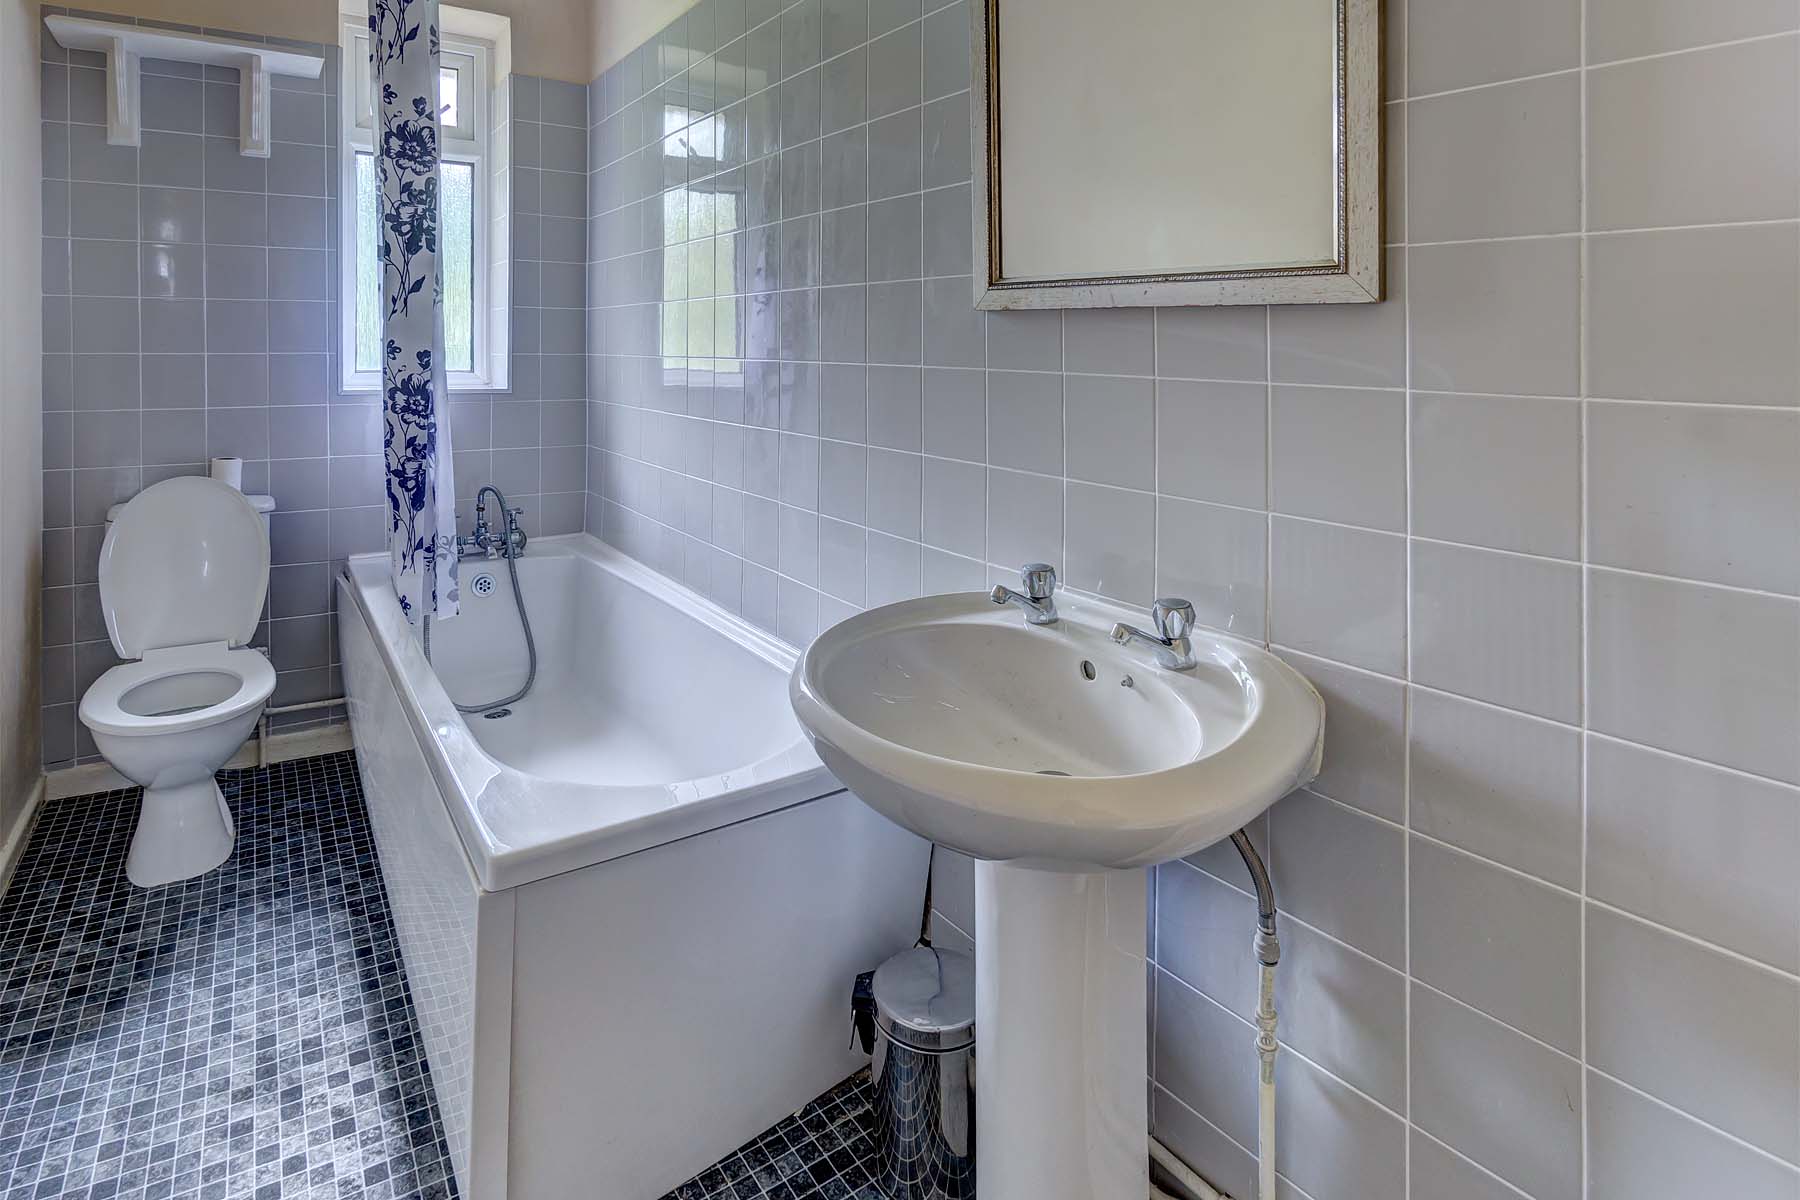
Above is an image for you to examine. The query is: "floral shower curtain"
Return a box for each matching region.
[371,0,457,623]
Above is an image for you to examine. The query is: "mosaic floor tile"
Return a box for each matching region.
[661,1071,893,1200]
[0,752,458,1200]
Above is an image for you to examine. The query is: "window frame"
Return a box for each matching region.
[338,7,510,393]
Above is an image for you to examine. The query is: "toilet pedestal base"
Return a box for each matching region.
[974,860,1149,1200]
[128,778,236,888]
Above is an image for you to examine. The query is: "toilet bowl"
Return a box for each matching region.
[78,476,277,888]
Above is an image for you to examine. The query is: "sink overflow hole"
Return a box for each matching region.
[1079,659,1097,681]
[1037,769,1072,777]
[483,708,512,719]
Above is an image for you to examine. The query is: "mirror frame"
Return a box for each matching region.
[970,0,1382,309]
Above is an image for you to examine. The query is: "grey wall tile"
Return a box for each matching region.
[1270,518,1406,676]
[1587,904,1800,1160]
[1588,736,1800,972]
[1269,790,1405,967]
[1588,401,1799,594]
[1410,391,1580,559]
[1411,835,1581,1051]
[1588,37,1797,230]
[1411,540,1582,722]
[1406,0,1578,94]
[1587,1072,1800,1200]
[1410,983,1583,1200]
[1281,650,1406,823]
[1409,688,1582,887]
[1156,380,1265,509]
[1587,225,1799,407]
[571,12,1800,1188]
[1270,386,1405,531]
[1589,568,1800,783]
[1407,73,1580,241]
[1410,237,1580,397]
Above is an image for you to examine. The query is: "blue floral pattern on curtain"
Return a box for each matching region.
[371,0,456,623]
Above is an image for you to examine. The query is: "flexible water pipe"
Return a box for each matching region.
[1230,828,1281,1200]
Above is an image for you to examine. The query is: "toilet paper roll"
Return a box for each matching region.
[209,457,244,490]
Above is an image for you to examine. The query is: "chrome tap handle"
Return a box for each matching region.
[990,562,1059,625]
[1152,598,1195,643]
[1111,596,1199,670]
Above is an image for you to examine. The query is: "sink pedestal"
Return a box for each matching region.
[974,860,1148,1200]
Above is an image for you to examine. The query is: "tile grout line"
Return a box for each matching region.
[1577,0,1593,1193]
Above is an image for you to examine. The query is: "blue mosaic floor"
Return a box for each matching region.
[0,752,458,1200]
[661,1071,889,1200]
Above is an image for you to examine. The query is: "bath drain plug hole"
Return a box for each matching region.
[483,708,512,719]
[471,572,497,596]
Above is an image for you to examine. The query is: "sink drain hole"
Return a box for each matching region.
[482,707,512,719]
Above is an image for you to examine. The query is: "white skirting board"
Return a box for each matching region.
[44,722,353,802]
[0,773,48,896]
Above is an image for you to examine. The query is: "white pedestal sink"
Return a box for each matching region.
[790,589,1324,1200]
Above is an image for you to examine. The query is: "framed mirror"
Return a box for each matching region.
[971,0,1381,309]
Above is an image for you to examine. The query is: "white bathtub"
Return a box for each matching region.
[337,534,927,1200]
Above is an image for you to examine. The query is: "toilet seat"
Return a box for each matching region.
[80,642,276,738]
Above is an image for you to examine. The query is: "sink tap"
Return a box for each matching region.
[1112,599,1199,670]
[990,562,1059,626]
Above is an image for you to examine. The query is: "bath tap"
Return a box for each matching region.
[458,484,528,560]
[989,562,1059,626]
[1111,599,1199,670]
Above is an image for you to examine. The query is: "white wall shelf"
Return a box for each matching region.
[43,15,325,158]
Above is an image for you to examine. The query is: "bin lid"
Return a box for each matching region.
[873,947,975,1052]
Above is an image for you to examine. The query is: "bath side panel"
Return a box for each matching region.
[338,579,511,1200]
[506,791,929,1200]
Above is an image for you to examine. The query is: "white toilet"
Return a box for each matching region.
[78,476,279,888]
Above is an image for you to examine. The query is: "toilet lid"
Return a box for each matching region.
[99,476,270,659]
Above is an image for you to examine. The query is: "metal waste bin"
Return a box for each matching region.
[870,946,976,1199]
